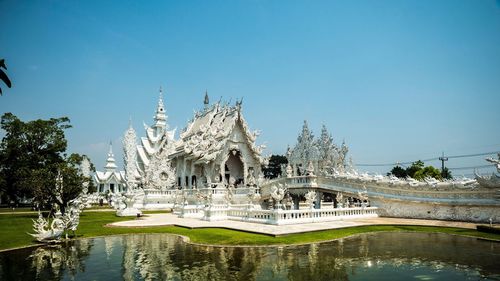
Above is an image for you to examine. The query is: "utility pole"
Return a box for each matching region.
[439,152,448,177]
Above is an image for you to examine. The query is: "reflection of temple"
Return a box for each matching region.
[7,233,498,280]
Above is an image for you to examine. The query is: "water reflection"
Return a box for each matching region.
[0,232,498,281]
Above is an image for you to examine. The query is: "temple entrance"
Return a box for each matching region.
[225,152,244,186]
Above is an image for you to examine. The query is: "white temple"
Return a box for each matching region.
[170,92,264,190]
[92,87,499,223]
[94,143,126,194]
[287,121,350,176]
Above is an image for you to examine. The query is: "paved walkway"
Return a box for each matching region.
[109,213,483,236]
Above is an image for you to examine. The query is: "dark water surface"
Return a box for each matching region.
[0,232,498,281]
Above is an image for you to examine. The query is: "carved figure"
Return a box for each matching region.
[475,154,500,189]
[305,191,316,209]
[270,184,287,209]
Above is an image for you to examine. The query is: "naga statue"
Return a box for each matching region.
[475,153,500,189]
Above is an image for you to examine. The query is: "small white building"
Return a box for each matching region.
[94,143,126,194]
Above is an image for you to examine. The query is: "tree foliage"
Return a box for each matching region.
[441,167,453,180]
[0,113,93,212]
[388,160,448,180]
[388,165,407,178]
[262,155,288,179]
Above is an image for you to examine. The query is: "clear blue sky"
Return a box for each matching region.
[1,0,499,176]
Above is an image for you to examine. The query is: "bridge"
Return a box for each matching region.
[260,175,500,223]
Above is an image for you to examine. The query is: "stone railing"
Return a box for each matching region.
[227,206,378,225]
[143,189,178,196]
[178,205,203,218]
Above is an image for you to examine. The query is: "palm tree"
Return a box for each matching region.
[0,59,12,95]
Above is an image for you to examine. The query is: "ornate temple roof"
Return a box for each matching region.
[95,142,126,184]
[136,88,176,172]
[173,97,264,164]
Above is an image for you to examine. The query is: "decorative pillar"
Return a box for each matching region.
[315,191,322,209]
[293,196,300,210]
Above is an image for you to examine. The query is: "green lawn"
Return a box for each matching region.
[0,212,499,251]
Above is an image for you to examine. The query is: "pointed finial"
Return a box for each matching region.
[204,90,209,106]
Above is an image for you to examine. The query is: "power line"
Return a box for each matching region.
[357,151,499,167]
[448,164,494,171]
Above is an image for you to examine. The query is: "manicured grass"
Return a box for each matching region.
[0,212,499,252]
[0,207,35,213]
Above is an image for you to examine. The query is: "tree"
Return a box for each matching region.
[406,160,424,178]
[441,167,453,180]
[0,59,12,95]
[388,165,407,178]
[413,166,442,180]
[0,113,92,212]
[262,155,288,179]
[388,160,445,181]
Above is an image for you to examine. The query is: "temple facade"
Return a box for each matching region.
[94,143,127,193]
[119,89,265,192]
[287,121,350,176]
[170,93,264,189]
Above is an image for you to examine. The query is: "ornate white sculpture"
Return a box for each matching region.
[304,191,316,209]
[306,161,315,176]
[143,151,176,190]
[475,153,500,189]
[123,120,138,190]
[116,190,143,217]
[357,187,369,207]
[80,156,92,208]
[29,212,65,242]
[61,197,85,238]
[246,187,261,209]
[30,194,86,242]
[335,192,344,208]
[288,122,350,176]
[197,190,213,208]
[270,184,287,209]
[286,164,293,178]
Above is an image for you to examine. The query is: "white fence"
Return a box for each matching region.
[178,205,379,225]
[230,206,378,225]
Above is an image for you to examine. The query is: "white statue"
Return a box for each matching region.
[286,164,293,178]
[29,212,65,242]
[143,152,176,190]
[336,192,344,208]
[246,171,256,187]
[123,121,138,190]
[80,156,92,208]
[270,184,287,209]
[116,190,143,217]
[486,153,500,173]
[305,191,316,209]
[357,189,369,207]
[475,154,500,189]
[288,122,350,177]
[306,161,315,176]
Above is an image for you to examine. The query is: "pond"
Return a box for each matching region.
[0,232,498,281]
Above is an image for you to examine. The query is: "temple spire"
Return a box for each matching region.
[204,90,209,108]
[154,86,167,129]
[105,141,118,172]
